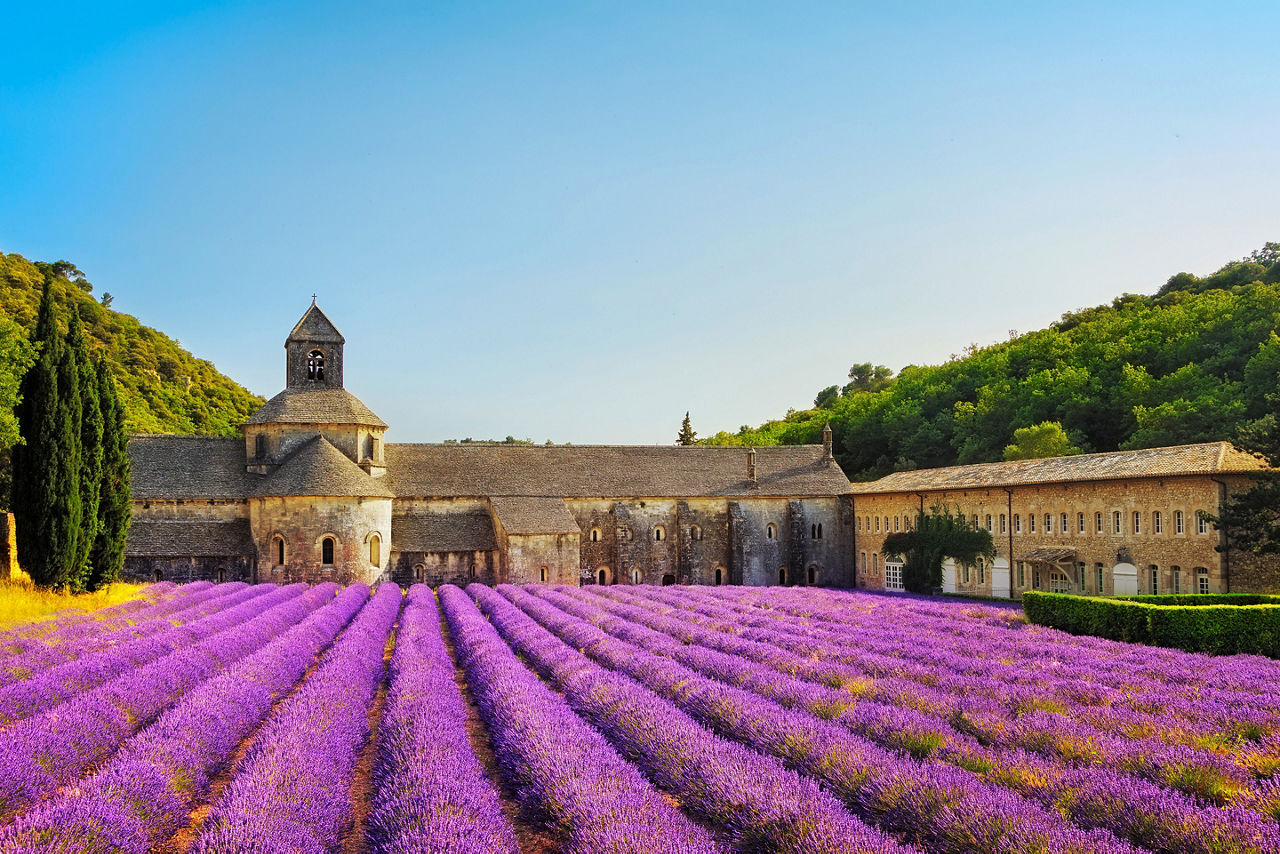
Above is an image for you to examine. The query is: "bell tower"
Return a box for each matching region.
[285,298,344,389]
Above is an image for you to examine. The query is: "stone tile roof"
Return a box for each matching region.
[252,435,395,499]
[245,388,387,427]
[850,442,1268,495]
[288,303,344,344]
[391,509,497,552]
[125,519,255,557]
[128,436,253,500]
[490,496,581,535]
[385,444,849,498]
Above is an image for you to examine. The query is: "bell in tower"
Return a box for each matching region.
[285,298,345,389]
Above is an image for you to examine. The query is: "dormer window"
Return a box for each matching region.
[307,349,325,381]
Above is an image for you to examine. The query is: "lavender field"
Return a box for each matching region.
[0,581,1278,853]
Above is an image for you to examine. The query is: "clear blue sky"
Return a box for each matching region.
[3,2,1278,443]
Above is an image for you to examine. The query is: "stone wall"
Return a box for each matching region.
[387,549,497,587]
[122,555,254,584]
[0,513,14,580]
[852,474,1239,597]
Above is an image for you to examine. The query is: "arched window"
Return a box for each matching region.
[715,568,723,586]
[153,568,163,582]
[1176,510,1186,534]
[369,534,381,566]
[414,564,425,582]
[321,537,335,565]
[817,523,823,540]
[590,527,601,543]
[540,566,548,583]
[274,536,285,566]
[811,523,818,539]
[469,565,477,580]
[215,568,226,583]
[633,569,640,584]
[690,524,702,541]
[778,567,786,586]
[807,565,817,585]
[654,526,665,542]
[766,523,777,540]
[598,568,609,586]
[307,349,325,381]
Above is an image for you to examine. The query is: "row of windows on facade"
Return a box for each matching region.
[589,565,819,587]
[859,509,1211,537]
[1006,562,1212,595]
[271,534,380,567]
[587,522,823,543]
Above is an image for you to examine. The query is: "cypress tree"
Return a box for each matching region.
[88,358,131,591]
[51,308,84,590]
[11,279,79,588]
[68,310,102,592]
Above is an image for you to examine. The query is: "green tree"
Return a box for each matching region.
[88,358,131,591]
[11,279,81,588]
[813,386,840,409]
[842,363,894,396]
[67,310,103,592]
[1002,421,1082,461]
[677,411,697,445]
[883,505,994,593]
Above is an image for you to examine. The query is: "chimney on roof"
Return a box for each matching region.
[822,422,834,462]
[747,447,757,484]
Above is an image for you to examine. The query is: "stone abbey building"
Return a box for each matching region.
[849,443,1275,597]
[123,304,854,588]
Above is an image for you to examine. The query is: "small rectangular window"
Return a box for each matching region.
[1197,513,1209,535]
[894,516,900,532]
[1153,511,1162,534]
[1095,512,1103,534]
[1000,514,1007,534]
[875,517,881,532]
[1078,512,1085,533]
[1113,510,1122,534]
[1133,512,1141,535]
[1029,514,1036,533]
[857,517,863,532]
[1096,563,1104,593]
[1172,565,1180,594]
[1176,510,1185,534]
[985,514,993,532]
[1061,513,1069,534]
[1014,514,1022,533]
[1017,562,1025,587]
[1044,513,1052,534]
[1150,565,1159,594]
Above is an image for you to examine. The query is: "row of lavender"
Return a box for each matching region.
[540,582,1280,852]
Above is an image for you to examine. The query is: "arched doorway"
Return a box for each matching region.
[596,566,611,586]
[714,568,723,586]
[807,565,818,586]
[778,567,786,586]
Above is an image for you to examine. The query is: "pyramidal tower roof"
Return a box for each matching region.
[288,301,345,345]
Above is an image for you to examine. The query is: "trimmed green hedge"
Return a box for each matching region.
[1022,592,1280,657]
[1115,594,1280,606]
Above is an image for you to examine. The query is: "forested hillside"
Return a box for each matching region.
[0,252,265,503]
[705,244,1280,481]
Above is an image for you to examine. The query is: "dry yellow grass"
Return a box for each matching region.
[0,568,152,630]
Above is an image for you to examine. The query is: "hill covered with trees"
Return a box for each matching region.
[704,244,1280,481]
[0,252,265,505]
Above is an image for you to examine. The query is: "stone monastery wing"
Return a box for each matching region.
[383,444,851,498]
[850,441,1268,494]
[391,510,498,552]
